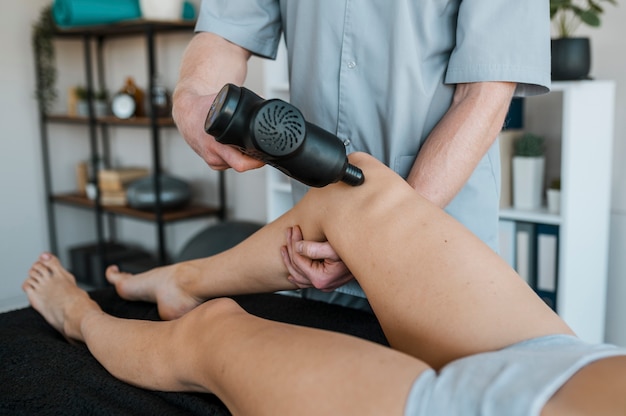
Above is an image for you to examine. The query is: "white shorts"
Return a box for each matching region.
[404,334,626,416]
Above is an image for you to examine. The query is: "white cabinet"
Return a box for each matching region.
[501,81,615,343]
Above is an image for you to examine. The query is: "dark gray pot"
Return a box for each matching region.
[551,37,591,81]
[126,174,191,211]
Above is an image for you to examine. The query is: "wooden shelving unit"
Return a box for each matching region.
[37,21,225,277]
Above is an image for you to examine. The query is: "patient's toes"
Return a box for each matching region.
[40,253,62,273]
[24,253,77,291]
[27,262,49,284]
[106,266,135,293]
[41,253,76,284]
[22,277,36,292]
[105,264,121,282]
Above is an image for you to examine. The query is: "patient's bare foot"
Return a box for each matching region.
[22,253,101,342]
[106,263,203,320]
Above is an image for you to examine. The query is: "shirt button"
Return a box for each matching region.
[347,61,357,69]
[343,139,351,146]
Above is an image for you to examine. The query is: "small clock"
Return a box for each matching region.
[111,93,136,119]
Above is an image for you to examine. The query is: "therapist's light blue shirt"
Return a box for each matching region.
[196,0,551,298]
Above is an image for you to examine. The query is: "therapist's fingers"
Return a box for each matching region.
[296,239,342,262]
[282,227,313,287]
[281,246,313,288]
[203,139,265,172]
[283,226,354,291]
[216,143,266,172]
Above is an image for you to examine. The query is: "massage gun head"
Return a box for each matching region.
[205,84,364,188]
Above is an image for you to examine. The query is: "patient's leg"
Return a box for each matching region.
[112,152,571,367]
[105,223,303,320]
[24,253,427,415]
[21,251,626,415]
[106,264,206,321]
[290,153,573,368]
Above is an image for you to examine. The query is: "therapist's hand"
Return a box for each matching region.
[172,32,262,172]
[173,91,265,172]
[281,226,354,291]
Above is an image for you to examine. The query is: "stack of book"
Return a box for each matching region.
[97,167,150,206]
[499,219,559,310]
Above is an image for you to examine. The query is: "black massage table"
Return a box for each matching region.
[0,287,387,415]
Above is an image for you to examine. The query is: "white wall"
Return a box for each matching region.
[585,5,626,347]
[0,0,51,308]
[2,3,626,347]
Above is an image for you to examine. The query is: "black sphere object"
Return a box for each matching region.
[126,174,192,211]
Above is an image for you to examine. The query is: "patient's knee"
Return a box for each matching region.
[196,297,244,319]
[179,297,246,333]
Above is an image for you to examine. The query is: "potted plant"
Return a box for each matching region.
[74,86,91,116]
[512,133,545,210]
[32,4,57,114]
[94,89,109,117]
[547,178,562,214]
[550,0,617,80]
[74,87,109,117]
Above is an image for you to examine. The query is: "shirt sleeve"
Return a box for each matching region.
[195,0,282,59]
[445,0,551,96]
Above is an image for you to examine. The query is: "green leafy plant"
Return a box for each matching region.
[75,87,109,101]
[75,86,90,100]
[94,89,109,101]
[514,133,545,157]
[32,4,57,113]
[550,0,618,38]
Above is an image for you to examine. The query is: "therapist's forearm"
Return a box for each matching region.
[406,81,516,208]
[174,32,250,101]
[173,32,250,129]
[172,32,257,170]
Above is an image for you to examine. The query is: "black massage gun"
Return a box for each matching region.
[204,83,364,188]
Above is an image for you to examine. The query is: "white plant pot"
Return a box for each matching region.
[94,100,109,117]
[547,189,561,214]
[512,156,545,210]
[140,0,183,21]
[77,100,89,117]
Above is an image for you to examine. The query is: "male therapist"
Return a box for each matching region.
[172,1,551,309]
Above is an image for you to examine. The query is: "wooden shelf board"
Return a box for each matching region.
[53,20,195,38]
[52,193,221,222]
[45,114,176,127]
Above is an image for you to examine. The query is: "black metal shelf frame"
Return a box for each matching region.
[37,21,225,267]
